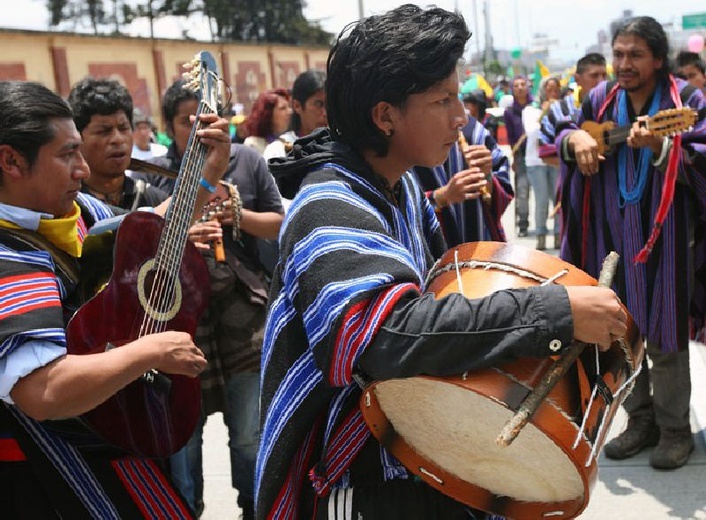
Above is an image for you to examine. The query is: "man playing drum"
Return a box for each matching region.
[257,5,627,519]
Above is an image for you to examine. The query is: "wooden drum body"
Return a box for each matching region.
[360,242,643,519]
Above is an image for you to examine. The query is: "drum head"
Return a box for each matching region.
[374,377,584,503]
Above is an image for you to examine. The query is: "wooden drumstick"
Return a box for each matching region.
[496,251,621,447]
[458,130,491,204]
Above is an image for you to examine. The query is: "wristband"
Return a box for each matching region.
[199,177,217,193]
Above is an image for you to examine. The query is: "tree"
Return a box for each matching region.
[46,0,109,35]
[43,0,333,44]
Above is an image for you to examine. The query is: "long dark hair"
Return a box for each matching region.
[290,70,326,134]
[326,4,471,157]
[612,16,671,79]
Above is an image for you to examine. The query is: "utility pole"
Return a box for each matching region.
[472,0,481,71]
[358,0,364,20]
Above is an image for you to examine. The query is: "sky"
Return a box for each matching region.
[2,0,704,65]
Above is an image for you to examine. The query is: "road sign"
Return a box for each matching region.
[683,13,706,30]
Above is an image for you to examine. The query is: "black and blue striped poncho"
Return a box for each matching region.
[257,129,575,519]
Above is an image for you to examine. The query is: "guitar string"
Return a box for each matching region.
[140,85,216,337]
[149,106,212,334]
[144,122,207,335]
[142,72,215,336]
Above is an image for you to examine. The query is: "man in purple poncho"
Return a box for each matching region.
[556,16,706,470]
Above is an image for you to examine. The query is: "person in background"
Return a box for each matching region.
[503,75,533,237]
[0,79,230,519]
[68,77,169,211]
[131,108,168,161]
[134,78,284,519]
[494,76,510,105]
[522,76,562,250]
[413,102,513,246]
[263,69,328,162]
[556,16,706,470]
[462,89,499,142]
[242,89,292,155]
[257,5,627,518]
[539,53,608,165]
[676,51,706,93]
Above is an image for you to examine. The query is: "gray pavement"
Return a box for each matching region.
[200,155,706,519]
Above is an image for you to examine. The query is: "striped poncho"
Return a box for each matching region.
[259,130,576,519]
[556,78,706,351]
[0,194,193,519]
[258,130,446,518]
[412,117,513,245]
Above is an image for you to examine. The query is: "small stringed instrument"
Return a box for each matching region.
[65,51,221,458]
[581,107,697,156]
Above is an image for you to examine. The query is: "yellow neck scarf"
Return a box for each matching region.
[573,86,583,108]
[0,202,85,257]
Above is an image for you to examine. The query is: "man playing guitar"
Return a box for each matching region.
[0,80,231,518]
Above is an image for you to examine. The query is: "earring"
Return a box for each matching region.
[386,128,395,137]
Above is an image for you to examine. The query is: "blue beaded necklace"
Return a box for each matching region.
[616,86,661,207]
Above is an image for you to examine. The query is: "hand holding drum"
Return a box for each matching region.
[497,251,625,447]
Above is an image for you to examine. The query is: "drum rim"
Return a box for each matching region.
[361,374,598,519]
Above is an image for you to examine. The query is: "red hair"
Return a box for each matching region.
[244,88,290,138]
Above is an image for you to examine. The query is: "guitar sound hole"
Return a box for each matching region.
[147,269,177,311]
[138,266,183,322]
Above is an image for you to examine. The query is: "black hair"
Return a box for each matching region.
[290,69,326,133]
[676,51,706,75]
[462,89,487,119]
[161,79,200,137]
[68,77,134,133]
[0,81,73,169]
[612,16,670,78]
[576,53,607,75]
[326,4,471,156]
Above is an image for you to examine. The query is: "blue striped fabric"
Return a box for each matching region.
[540,93,579,145]
[257,159,445,518]
[412,117,513,245]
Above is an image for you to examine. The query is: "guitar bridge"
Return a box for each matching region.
[142,369,173,395]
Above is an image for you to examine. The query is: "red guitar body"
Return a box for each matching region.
[65,211,210,458]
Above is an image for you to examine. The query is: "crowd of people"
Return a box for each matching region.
[0,3,704,520]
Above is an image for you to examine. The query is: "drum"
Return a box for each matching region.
[360,242,643,519]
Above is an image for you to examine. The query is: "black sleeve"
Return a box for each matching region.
[357,284,574,380]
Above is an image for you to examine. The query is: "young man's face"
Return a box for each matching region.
[386,69,468,169]
[171,98,200,157]
[79,111,132,178]
[11,118,90,217]
[575,64,608,95]
[612,34,662,96]
[678,63,706,91]
[294,89,327,137]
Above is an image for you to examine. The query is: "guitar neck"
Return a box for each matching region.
[155,100,214,269]
[605,125,632,147]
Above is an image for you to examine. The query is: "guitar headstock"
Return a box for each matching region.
[645,107,698,137]
[182,51,220,114]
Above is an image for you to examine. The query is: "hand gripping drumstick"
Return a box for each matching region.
[496,251,620,447]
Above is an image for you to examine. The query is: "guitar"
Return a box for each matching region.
[581,107,698,156]
[65,51,221,458]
